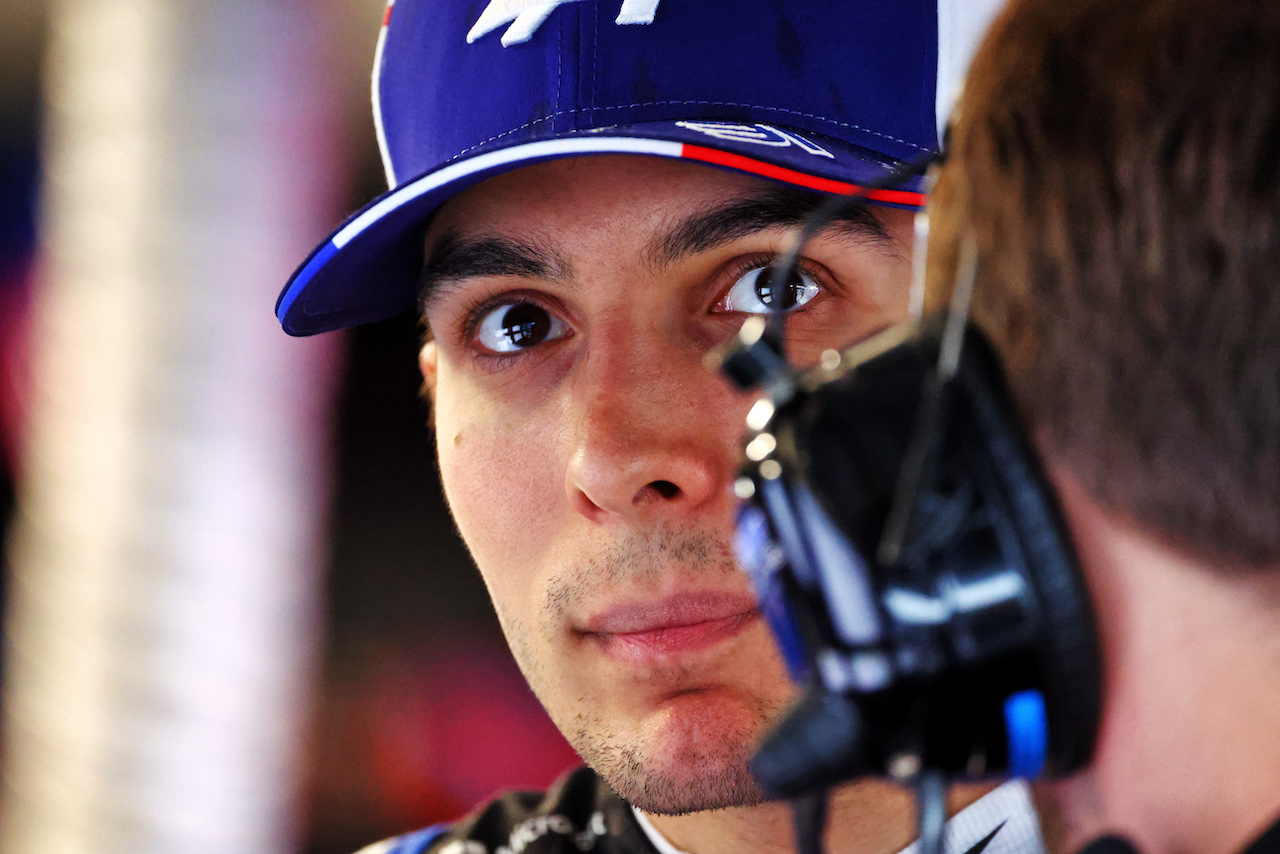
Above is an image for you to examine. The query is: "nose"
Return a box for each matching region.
[565,328,737,524]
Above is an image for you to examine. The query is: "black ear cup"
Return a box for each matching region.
[753,322,1100,782]
[949,331,1101,775]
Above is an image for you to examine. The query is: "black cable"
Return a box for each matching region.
[764,151,943,319]
[917,771,947,854]
[759,150,946,854]
[791,788,829,854]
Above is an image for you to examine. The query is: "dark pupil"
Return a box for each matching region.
[754,268,806,310]
[501,303,549,347]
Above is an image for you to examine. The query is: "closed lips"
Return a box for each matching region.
[582,591,760,635]
[581,592,760,662]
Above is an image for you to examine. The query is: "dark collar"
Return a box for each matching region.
[1078,816,1280,854]
[1242,816,1280,854]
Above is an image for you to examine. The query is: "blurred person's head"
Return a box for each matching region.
[929,0,1280,850]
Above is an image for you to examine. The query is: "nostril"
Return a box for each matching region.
[648,480,682,500]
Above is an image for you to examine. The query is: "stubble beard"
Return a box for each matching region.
[490,523,790,815]
[565,694,782,815]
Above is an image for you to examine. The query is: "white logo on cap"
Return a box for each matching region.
[675,122,836,159]
[469,0,660,46]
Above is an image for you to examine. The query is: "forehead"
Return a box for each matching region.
[427,155,770,238]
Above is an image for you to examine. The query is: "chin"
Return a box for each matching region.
[610,756,768,815]
[575,688,785,814]
[589,734,769,815]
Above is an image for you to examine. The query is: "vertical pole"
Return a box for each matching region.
[1,1,345,851]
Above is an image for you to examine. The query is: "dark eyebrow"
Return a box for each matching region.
[644,185,894,268]
[419,232,569,308]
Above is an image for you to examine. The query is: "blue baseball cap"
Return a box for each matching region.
[277,0,1003,336]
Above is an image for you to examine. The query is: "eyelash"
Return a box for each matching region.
[459,289,544,343]
[453,289,571,369]
[714,253,831,314]
[452,253,833,366]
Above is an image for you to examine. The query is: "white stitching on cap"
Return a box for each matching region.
[446,115,562,160]
[591,10,599,119]
[434,100,928,167]
[555,11,562,118]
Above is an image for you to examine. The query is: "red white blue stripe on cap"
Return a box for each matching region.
[276,135,925,334]
[372,0,396,187]
[344,138,920,249]
[279,0,1006,336]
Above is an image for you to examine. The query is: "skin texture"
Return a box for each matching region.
[419,155,989,853]
[1033,467,1280,854]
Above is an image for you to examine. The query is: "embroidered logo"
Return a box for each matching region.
[468,0,661,46]
[675,122,836,159]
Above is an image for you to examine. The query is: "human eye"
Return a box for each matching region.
[471,298,571,354]
[715,263,821,314]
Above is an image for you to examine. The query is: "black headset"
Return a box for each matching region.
[717,155,1102,854]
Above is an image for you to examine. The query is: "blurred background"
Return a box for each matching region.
[0,2,577,853]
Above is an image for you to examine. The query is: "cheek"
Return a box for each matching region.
[434,371,567,613]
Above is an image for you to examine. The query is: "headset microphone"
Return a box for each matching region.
[715,157,1102,854]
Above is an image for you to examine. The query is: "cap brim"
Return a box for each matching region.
[276,123,929,336]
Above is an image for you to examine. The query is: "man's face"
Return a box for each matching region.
[420,155,913,814]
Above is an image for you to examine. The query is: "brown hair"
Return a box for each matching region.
[930,0,1280,564]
